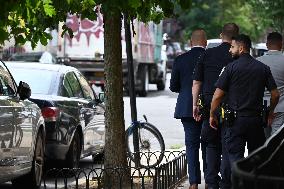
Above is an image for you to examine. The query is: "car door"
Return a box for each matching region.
[0,65,33,166]
[61,72,85,143]
[74,71,105,155]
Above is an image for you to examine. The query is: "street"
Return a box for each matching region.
[123,73,184,150]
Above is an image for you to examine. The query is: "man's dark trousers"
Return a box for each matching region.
[201,119,221,189]
[181,117,206,185]
[224,116,266,165]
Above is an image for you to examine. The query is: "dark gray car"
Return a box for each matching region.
[6,62,105,168]
[0,61,45,189]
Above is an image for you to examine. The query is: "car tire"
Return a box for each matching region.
[65,131,81,168]
[138,65,148,97]
[92,151,104,163]
[12,130,44,189]
[157,80,166,91]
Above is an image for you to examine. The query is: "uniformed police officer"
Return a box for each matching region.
[192,23,239,189]
[210,34,280,173]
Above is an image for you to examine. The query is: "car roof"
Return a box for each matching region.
[4,61,77,73]
[253,43,267,50]
[12,51,56,56]
[207,39,222,43]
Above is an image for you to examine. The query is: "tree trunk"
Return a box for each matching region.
[103,10,131,188]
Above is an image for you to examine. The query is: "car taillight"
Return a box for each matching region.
[41,107,60,121]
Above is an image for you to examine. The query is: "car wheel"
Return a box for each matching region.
[157,80,166,91]
[92,151,104,163]
[12,130,44,189]
[66,131,81,168]
[138,65,149,97]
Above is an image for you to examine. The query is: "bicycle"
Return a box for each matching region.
[126,115,165,168]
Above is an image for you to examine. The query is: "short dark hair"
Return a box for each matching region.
[222,23,239,40]
[232,34,252,50]
[267,32,282,44]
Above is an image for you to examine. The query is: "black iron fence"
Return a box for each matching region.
[232,125,284,189]
[42,150,187,189]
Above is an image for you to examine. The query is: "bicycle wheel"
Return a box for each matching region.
[126,122,165,168]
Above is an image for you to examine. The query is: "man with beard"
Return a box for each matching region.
[209,34,279,184]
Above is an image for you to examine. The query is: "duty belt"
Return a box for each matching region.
[236,111,262,117]
[221,109,262,117]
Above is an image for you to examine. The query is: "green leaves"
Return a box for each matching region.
[178,0,192,10]
[62,24,74,38]
[0,0,191,48]
[43,0,56,17]
[129,0,142,9]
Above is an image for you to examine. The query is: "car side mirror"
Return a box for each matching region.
[17,81,31,100]
[98,92,105,103]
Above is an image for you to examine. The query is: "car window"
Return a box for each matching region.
[9,54,42,62]
[74,71,95,100]
[0,68,16,96]
[8,68,55,95]
[62,75,74,97]
[65,72,84,98]
[0,63,17,96]
[207,42,221,49]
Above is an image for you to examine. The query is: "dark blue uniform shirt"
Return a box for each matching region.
[193,42,233,99]
[216,53,277,113]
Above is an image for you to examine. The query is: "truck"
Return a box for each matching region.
[57,13,167,97]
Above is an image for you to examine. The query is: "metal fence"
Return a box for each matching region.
[42,150,187,189]
[232,125,284,189]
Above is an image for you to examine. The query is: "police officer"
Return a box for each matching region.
[210,34,280,170]
[170,29,207,189]
[192,23,239,189]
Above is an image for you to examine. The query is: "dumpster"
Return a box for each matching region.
[232,125,284,189]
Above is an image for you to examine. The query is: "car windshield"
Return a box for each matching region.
[9,54,42,62]
[9,68,55,95]
[207,42,221,49]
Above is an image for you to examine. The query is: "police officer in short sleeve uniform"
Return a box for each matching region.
[192,23,239,189]
[210,34,280,169]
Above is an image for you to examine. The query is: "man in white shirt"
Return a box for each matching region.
[257,32,284,137]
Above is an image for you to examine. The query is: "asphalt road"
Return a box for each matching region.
[123,73,184,150]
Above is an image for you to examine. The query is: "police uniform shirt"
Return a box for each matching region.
[216,53,277,113]
[193,42,233,98]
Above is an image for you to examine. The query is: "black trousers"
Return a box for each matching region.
[223,116,266,166]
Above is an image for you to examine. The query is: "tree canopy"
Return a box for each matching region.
[248,0,284,36]
[173,0,274,43]
[0,0,191,48]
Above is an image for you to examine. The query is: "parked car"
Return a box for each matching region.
[8,51,57,64]
[165,41,183,70]
[206,39,222,49]
[6,62,105,168]
[251,42,268,58]
[0,61,45,188]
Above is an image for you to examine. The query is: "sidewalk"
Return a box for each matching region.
[176,177,206,189]
[175,146,206,189]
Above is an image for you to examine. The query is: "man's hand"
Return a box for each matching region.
[193,105,201,122]
[209,115,218,130]
[267,111,275,127]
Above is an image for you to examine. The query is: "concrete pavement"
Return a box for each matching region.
[177,178,206,189]
[175,147,206,189]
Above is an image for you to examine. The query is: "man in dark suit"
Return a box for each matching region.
[170,29,207,189]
